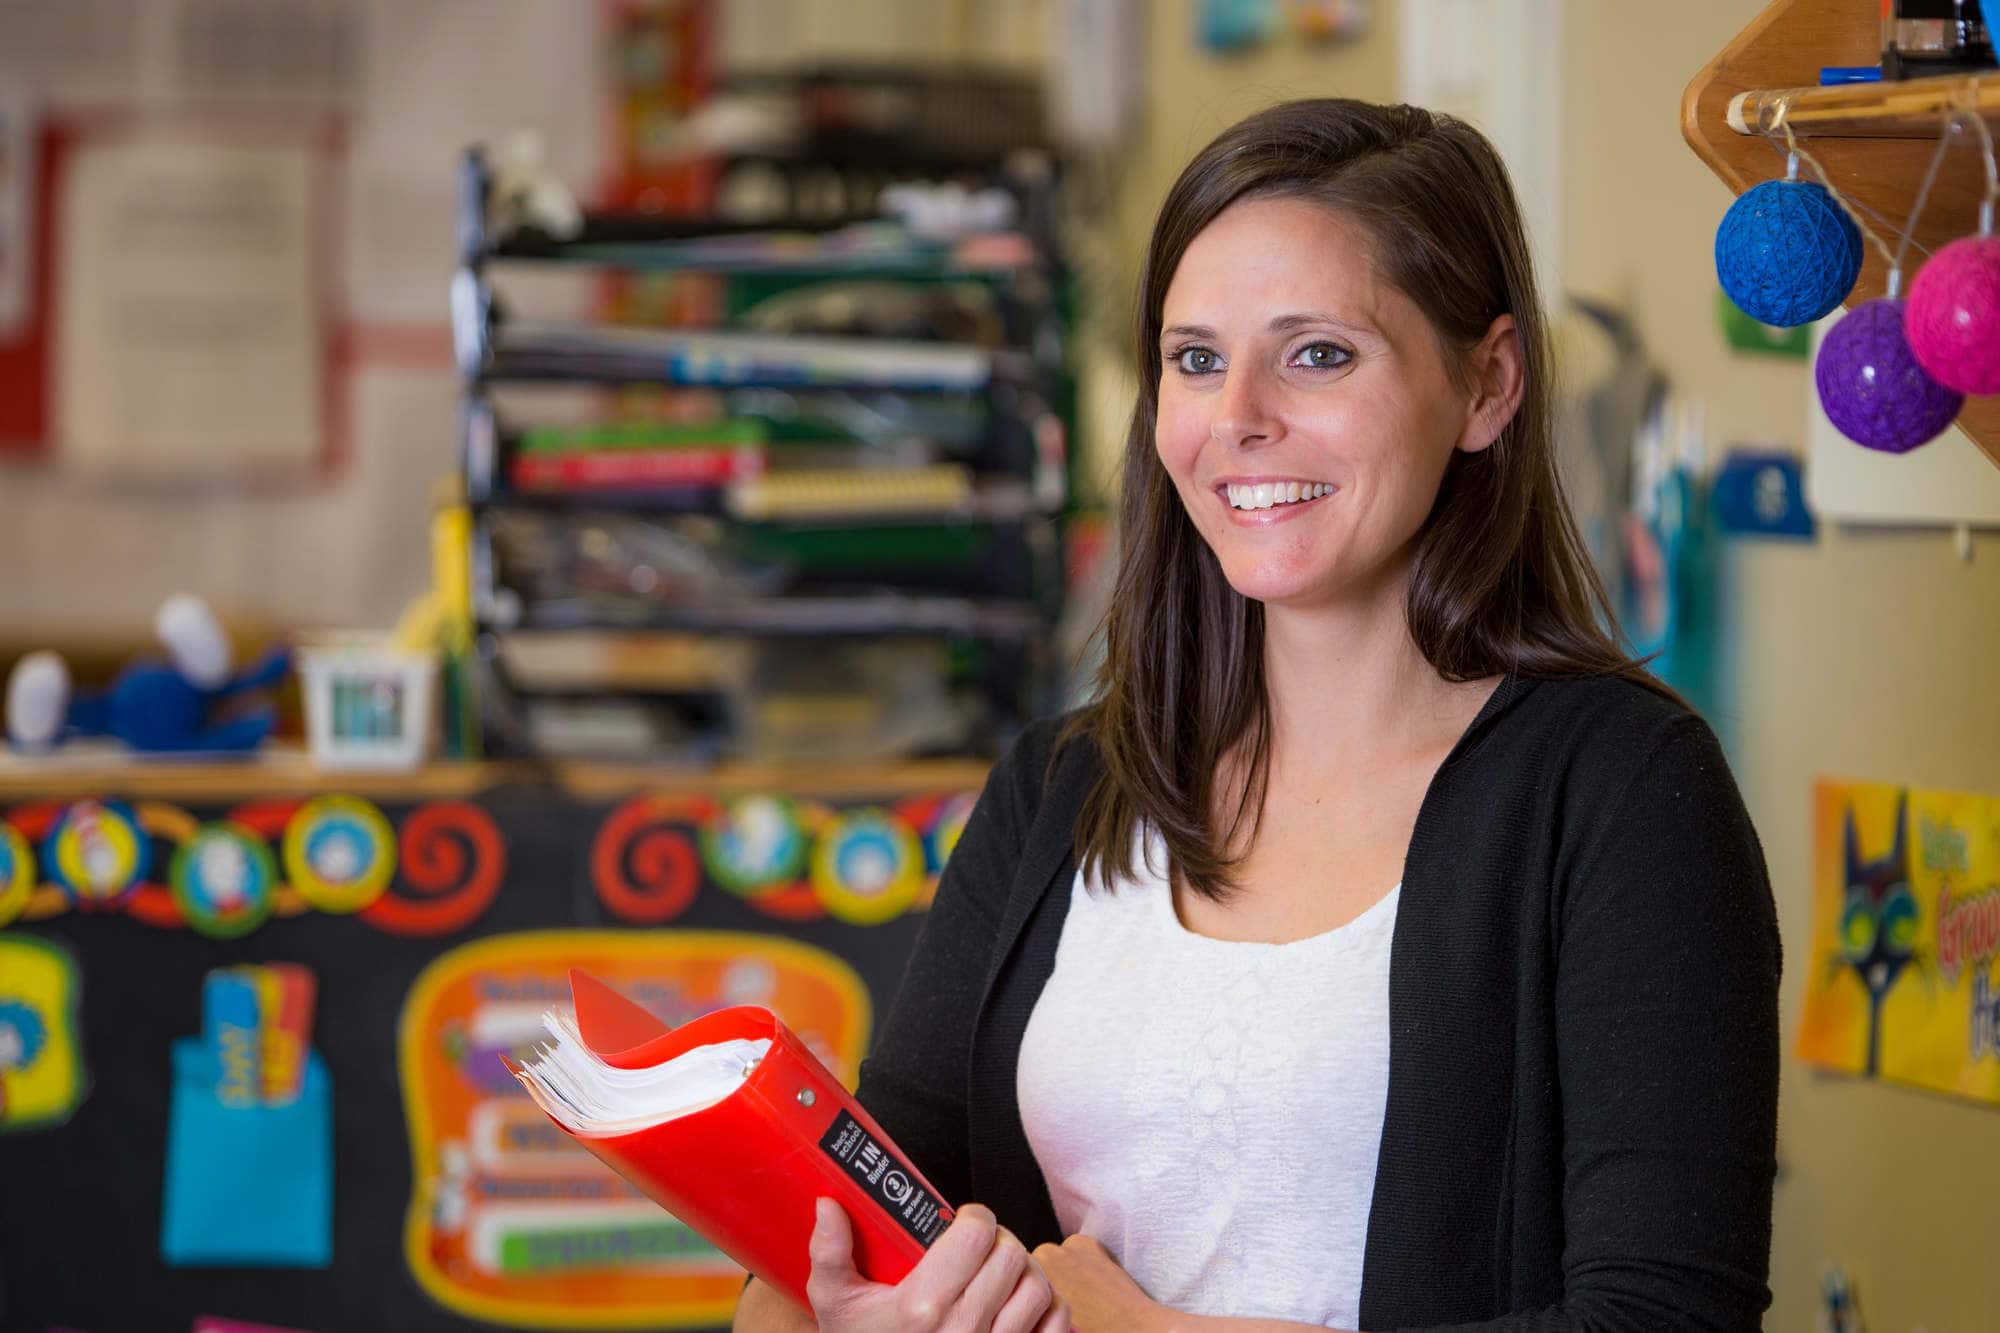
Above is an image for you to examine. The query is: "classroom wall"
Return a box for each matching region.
[0,0,1055,645]
[7,2,1996,1321]
[1562,4,2000,1329]
[0,0,605,642]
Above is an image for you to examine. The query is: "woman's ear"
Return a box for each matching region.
[1455,313,1526,455]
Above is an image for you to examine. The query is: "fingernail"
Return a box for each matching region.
[812,1197,832,1236]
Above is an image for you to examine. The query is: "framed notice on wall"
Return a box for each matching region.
[0,92,35,341]
[0,100,52,457]
[53,122,343,481]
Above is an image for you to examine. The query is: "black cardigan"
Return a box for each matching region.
[853,675,1781,1331]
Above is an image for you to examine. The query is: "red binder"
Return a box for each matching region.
[512,970,956,1311]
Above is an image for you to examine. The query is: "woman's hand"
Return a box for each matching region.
[806,1198,1070,1333]
[1034,1233,1173,1333]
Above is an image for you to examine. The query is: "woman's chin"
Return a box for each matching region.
[1220,567,1331,608]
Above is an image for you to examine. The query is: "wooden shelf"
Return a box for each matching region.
[0,743,992,800]
[1683,0,2000,468]
[1727,71,2000,139]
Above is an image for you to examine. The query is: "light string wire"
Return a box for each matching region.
[1947,79,1999,237]
[1761,94,1900,281]
[1759,81,2000,297]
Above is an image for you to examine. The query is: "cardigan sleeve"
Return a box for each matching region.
[1408,714,1781,1333]
[851,722,1049,1212]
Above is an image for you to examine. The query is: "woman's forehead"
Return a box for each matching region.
[1162,197,1399,336]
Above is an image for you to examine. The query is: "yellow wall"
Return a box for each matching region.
[1561,4,2000,1328]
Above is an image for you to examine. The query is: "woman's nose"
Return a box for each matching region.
[1209,366,1279,449]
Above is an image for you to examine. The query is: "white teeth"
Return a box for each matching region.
[1226,482,1333,510]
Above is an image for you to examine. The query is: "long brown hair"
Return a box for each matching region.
[1067,98,1667,901]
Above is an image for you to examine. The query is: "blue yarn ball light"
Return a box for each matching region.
[1715,180,1863,327]
[1814,298,1964,453]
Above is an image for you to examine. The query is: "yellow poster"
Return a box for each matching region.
[0,934,86,1130]
[1798,779,2000,1106]
[399,930,870,1329]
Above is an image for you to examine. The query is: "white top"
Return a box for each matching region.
[1016,827,1398,1327]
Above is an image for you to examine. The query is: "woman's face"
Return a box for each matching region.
[1155,194,1499,613]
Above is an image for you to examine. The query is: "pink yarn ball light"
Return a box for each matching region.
[1907,235,2000,395]
[1815,298,1964,453]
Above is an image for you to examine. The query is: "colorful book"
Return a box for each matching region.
[510,971,954,1312]
[726,464,972,519]
[510,447,765,491]
[517,420,768,455]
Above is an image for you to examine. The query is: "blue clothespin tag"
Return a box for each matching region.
[202,968,262,1108]
[1713,450,1815,539]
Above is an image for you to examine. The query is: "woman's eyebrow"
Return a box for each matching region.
[1267,310,1372,337]
[1161,312,1373,343]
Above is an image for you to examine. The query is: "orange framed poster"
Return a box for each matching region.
[399,929,870,1328]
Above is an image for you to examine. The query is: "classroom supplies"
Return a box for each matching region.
[297,637,438,771]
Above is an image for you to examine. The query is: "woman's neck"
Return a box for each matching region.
[1258,573,1482,782]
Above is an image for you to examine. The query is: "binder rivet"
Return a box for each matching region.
[797,1088,816,1107]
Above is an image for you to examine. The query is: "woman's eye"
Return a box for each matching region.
[1175,347,1220,374]
[1295,342,1351,369]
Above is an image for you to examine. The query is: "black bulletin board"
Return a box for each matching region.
[0,774,968,1333]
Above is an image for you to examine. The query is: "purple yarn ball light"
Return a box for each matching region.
[1815,298,1965,453]
[1906,235,2000,395]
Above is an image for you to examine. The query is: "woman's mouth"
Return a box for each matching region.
[1222,480,1335,511]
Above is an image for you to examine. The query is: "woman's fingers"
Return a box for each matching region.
[1030,1292,1072,1333]
[892,1203,1000,1326]
[803,1199,1060,1333]
[985,1243,1062,1333]
[953,1225,1036,1331]
[805,1198,865,1316]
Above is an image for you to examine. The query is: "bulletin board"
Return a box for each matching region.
[0,771,978,1332]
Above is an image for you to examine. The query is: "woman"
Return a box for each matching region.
[736,98,1779,1333]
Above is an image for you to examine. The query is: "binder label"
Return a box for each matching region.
[819,1109,950,1247]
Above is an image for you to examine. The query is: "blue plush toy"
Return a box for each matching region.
[4,595,290,755]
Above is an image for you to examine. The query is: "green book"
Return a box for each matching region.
[517,420,769,455]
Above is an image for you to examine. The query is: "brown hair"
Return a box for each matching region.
[1066,98,1669,902]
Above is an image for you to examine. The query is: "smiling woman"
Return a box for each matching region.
[1155,197,1512,616]
[735,98,1780,1333]
[1085,103,1662,905]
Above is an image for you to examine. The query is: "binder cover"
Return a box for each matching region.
[514,970,955,1310]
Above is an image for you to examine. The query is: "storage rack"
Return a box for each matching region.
[450,71,1074,762]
